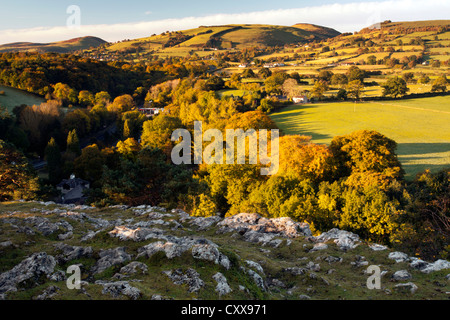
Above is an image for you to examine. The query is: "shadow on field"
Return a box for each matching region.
[271,104,333,141]
[396,143,450,157]
[396,142,450,179]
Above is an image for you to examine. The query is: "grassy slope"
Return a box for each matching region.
[0,85,45,114]
[270,96,450,179]
[0,37,107,53]
[0,201,448,301]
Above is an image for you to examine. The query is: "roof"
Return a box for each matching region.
[56,177,89,189]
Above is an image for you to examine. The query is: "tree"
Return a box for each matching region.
[107,94,136,114]
[346,80,364,100]
[45,138,62,184]
[346,66,366,82]
[331,73,348,88]
[0,140,40,201]
[74,144,107,185]
[367,55,377,65]
[141,115,183,156]
[258,67,272,79]
[78,90,95,107]
[317,70,334,84]
[281,78,302,99]
[241,68,256,78]
[53,83,78,106]
[264,72,289,95]
[309,80,329,100]
[382,77,409,98]
[330,130,404,188]
[94,91,111,106]
[431,75,448,92]
[66,129,81,156]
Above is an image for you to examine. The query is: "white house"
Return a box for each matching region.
[293,95,309,104]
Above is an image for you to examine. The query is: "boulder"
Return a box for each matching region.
[189,216,222,230]
[120,262,148,275]
[163,268,204,293]
[388,252,409,263]
[315,228,360,250]
[92,247,132,275]
[245,260,265,275]
[394,282,418,294]
[217,213,311,238]
[33,285,60,300]
[0,252,56,294]
[96,280,141,300]
[212,272,232,296]
[392,270,412,281]
[421,259,450,274]
[54,243,93,263]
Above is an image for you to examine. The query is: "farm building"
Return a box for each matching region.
[293,95,309,104]
[56,175,90,204]
[138,107,164,117]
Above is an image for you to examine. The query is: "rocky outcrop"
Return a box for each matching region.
[163,268,204,293]
[92,247,132,275]
[0,252,56,294]
[96,280,141,300]
[137,236,230,269]
[315,228,360,250]
[217,213,312,246]
[212,272,232,296]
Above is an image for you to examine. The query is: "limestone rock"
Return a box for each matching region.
[212,272,232,296]
[421,259,450,274]
[54,243,93,263]
[0,252,56,294]
[392,270,412,281]
[388,252,409,263]
[394,282,418,294]
[245,260,265,275]
[92,247,132,275]
[315,228,360,250]
[163,268,204,293]
[120,261,148,275]
[96,280,141,300]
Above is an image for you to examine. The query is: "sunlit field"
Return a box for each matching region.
[270,96,450,179]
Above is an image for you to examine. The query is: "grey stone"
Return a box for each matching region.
[394,282,418,294]
[92,247,132,275]
[96,280,141,300]
[388,252,409,263]
[392,270,412,281]
[120,261,148,275]
[0,252,56,294]
[163,268,204,293]
[212,272,232,296]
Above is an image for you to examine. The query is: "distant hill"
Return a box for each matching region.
[363,19,450,32]
[103,23,341,56]
[0,36,108,53]
[292,23,341,38]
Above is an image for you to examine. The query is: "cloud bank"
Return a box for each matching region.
[1,0,449,44]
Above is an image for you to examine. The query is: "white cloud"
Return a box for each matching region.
[1,0,449,44]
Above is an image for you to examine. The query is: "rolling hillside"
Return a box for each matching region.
[99,23,341,59]
[0,36,108,53]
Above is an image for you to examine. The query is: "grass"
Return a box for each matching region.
[270,96,450,179]
[0,85,45,114]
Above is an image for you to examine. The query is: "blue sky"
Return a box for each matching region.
[0,0,449,44]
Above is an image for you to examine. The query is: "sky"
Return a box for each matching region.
[0,0,449,44]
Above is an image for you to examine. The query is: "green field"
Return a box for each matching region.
[270,96,450,179]
[0,85,45,114]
